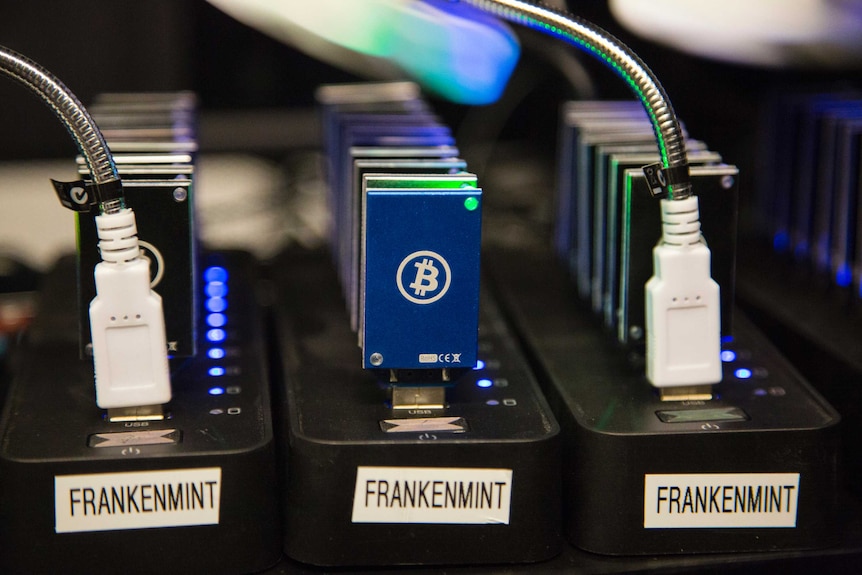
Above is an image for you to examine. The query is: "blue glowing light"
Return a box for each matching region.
[205,282,228,298]
[720,350,737,362]
[208,367,226,377]
[836,265,852,288]
[773,231,790,252]
[208,347,226,360]
[735,368,753,379]
[477,378,493,388]
[721,335,734,344]
[206,328,226,343]
[204,266,228,283]
[208,386,225,396]
[207,313,227,328]
[473,360,485,370]
[206,297,227,313]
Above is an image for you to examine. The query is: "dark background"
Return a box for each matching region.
[3,0,859,234]
[1,1,854,165]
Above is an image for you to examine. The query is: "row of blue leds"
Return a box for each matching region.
[204,266,229,394]
[719,339,753,380]
[474,360,492,388]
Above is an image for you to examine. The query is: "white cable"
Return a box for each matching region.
[645,197,722,388]
[89,208,171,408]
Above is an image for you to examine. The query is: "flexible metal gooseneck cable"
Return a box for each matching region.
[0,44,124,212]
[462,0,691,200]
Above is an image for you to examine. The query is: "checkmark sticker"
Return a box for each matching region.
[71,186,89,205]
[51,179,96,212]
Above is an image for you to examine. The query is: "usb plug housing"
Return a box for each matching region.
[645,196,721,389]
[89,209,171,408]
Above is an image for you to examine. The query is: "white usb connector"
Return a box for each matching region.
[645,196,721,390]
[89,208,171,409]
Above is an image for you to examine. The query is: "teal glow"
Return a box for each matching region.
[209,0,520,105]
[464,196,479,211]
[384,1,520,104]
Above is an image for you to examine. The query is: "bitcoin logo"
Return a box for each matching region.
[409,258,439,296]
[397,251,451,304]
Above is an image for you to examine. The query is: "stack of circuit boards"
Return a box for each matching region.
[317,82,483,382]
[554,100,739,349]
[76,92,199,359]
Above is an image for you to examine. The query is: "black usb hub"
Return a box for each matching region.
[485,246,841,556]
[0,251,280,574]
[270,248,561,567]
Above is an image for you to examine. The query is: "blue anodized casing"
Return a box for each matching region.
[363,188,482,370]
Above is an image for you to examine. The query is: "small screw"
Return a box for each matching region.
[84,343,94,357]
[173,187,188,202]
[629,325,644,340]
[721,175,735,189]
[370,353,384,366]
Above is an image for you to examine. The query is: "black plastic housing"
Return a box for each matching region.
[0,252,280,575]
[485,246,841,556]
[271,248,561,567]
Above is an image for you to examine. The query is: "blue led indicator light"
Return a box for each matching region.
[473,360,485,370]
[208,347,226,360]
[720,350,737,362]
[735,368,753,379]
[836,265,852,288]
[207,313,227,328]
[206,328,226,343]
[205,282,228,298]
[477,378,493,388]
[206,297,227,313]
[773,231,790,252]
[721,335,734,344]
[208,367,226,377]
[204,266,228,283]
[208,386,225,396]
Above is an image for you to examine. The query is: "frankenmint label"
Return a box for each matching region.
[55,468,221,533]
[352,466,513,524]
[644,473,800,528]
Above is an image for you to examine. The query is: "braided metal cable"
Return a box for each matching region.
[0,45,122,207]
[462,0,691,199]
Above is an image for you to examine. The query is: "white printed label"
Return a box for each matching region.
[55,468,221,533]
[644,473,800,528]
[352,466,513,524]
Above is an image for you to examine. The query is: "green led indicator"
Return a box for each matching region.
[464,197,479,211]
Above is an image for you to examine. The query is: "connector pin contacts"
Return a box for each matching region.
[658,385,713,402]
[646,196,722,398]
[107,404,166,422]
[391,386,447,410]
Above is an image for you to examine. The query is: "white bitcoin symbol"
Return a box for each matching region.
[409,258,439,296]
[396,251,451,304]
